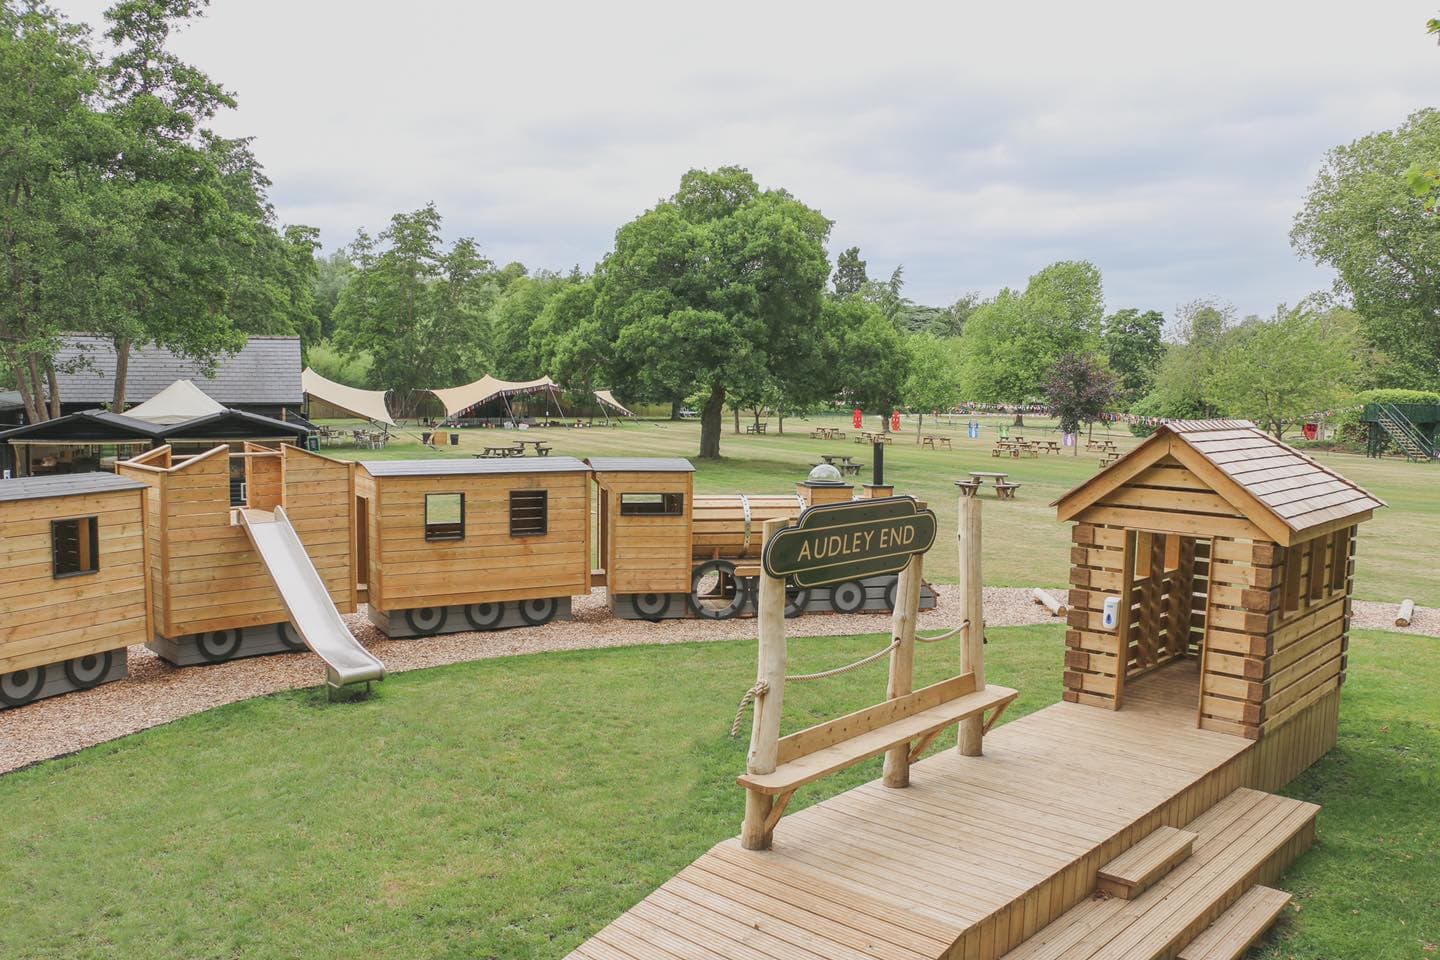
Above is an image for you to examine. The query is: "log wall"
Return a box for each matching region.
[0,487,150,673]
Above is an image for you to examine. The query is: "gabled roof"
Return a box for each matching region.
[157,409,311,441]
[0,391,22,413]
[0,409,166,443]
[54,334,303,406]
[1054,419,1384,545]
[0,471,148,503]
[361,456,590,478]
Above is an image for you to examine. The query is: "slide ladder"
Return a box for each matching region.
[239,506,386,691]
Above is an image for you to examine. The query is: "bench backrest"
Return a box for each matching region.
[776,671,977,765]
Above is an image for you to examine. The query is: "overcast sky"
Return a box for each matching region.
[54,0,1440,316]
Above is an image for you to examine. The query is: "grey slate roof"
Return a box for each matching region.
[0,472,148,503]
[53,334,303,406]
[361,456,591,478]
[586,457,695,473]
[0,391,22,412]
[0,410,167,442]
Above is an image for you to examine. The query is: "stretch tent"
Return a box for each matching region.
[594,389,636,418]
[427,374,561,419]
[123,379,226,424]
[301,368,396,426]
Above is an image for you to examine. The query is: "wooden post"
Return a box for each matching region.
[957,495,986,756]
[882,552,923,786]
[741,517,790,850]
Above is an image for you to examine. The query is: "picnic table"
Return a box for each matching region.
[920,435,952,450]
[476,445,523,459]
[1039,440,1062,455]
[810,426,846,440]
[512,439,553,456]
[818,454,863,476]
[958,470,1024,500]
[855,431,893,445]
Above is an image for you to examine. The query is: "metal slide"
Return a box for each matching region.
[239,506,386,689]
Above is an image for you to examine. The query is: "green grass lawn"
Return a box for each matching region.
[0,626,1434,959]
[328,414,1439,604]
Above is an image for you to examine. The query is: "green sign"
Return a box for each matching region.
[762,496,937,588]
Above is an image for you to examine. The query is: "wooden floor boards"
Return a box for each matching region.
[563,660,1308,960]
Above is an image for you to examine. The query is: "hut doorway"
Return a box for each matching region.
[1116,530,1210,701]
[355,494,371,598]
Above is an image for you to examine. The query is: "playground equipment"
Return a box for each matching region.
[565,421,1380,960]
[0,473,149,706]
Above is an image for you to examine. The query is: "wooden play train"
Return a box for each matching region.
[0,449,931,707]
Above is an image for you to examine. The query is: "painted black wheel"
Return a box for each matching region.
[690,560,747,620]
[784,583,810,619]
[276,622,307,651]
[464,602,505,631]
[0,665,46,707]
[885,579,899,611]
[403,607,445,636]
[519,597,559,626]
[197,629,242,663]
[64,651,112,689]
[632,592,672,622]
[830,580,866,614]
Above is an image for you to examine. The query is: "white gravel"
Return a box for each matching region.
[0,587,1431,776]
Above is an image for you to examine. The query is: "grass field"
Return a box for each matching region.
[324,414,1439,604]
[0,626,1433,959]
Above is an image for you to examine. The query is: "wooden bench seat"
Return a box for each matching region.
[955,479,982,497]
[1098,825,1196,899]
[737,679,1018,796]
[1177,885,1291,960]
[995,481,1023,500]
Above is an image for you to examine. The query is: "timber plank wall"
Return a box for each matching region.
[596,470,693,595]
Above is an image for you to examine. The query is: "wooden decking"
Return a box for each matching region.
[566,660,1327,960]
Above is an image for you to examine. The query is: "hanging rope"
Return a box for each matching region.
[729,637,900,737]
[916,619,970,644]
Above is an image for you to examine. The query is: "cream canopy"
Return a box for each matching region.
[427,374,559,419]
[123,379,226,424]
[594,389,635,418]
[301,368,396,426]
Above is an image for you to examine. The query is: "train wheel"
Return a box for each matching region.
[830,580,866,614]
[632,592,672,622]
[519,597,559,626]
[464,602,505,631]
[276,623,307,651]
[784,583,810,619]
[0,665,46,707]
[690,560,746,620]
[197,629,242,663]
[885,579,899,611]
[64,651,112,689]
[403,607,445,636]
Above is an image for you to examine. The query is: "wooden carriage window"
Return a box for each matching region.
[52,516,99,578]
[510,490,548,537]
[425,493,465,541]
[621,492,685,517]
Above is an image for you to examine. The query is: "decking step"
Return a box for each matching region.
[1096,825,1196,900]
[1177,885,1291,960]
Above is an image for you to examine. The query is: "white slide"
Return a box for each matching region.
[240,506,386,689]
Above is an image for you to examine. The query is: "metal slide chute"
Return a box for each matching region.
[239,506,386,690]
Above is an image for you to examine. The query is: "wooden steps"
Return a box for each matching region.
[1002,787,1317,960]
[1096,825,1196,899]
[1178,885,1291,960]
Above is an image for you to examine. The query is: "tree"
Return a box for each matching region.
[902,332,963,441]
[1045,353,1117,452]
[826,297,909,430]
[331,205,493,416]
[313,249,355,340]
[1135,299,1234,419]
[487,273,567,379]
[1292,109,1440,389]
[832,246,868,297]
[928,292,980,338]
[575,167,831,459]
[1208,303,1363,439]
[1102,308,1165,403]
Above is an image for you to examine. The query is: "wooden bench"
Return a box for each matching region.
[995,481,1023,500]
[746,423,768,434]
[737,673,1016,805]
[955,479,982,497]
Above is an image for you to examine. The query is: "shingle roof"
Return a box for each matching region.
[53,335,303,406]
[0,410,167,443]
[586,457,695,473]
[0,391,22,412]
[0,472,148,503]
[361,456,591,478]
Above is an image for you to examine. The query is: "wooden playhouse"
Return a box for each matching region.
[116,443,358,665]
[356,456,593,637]
[0,473,151,706]
[1055,419,1383,744]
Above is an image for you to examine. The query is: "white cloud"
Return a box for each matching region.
[52,0,1440,315]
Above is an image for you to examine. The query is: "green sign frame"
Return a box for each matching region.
[761,496,938,589]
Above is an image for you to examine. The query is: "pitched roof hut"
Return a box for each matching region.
[1054,420,1383,743]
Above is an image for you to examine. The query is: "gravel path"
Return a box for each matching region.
[1,588,1432,776]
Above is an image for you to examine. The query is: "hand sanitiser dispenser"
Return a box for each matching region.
[1102,596,1120,630]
